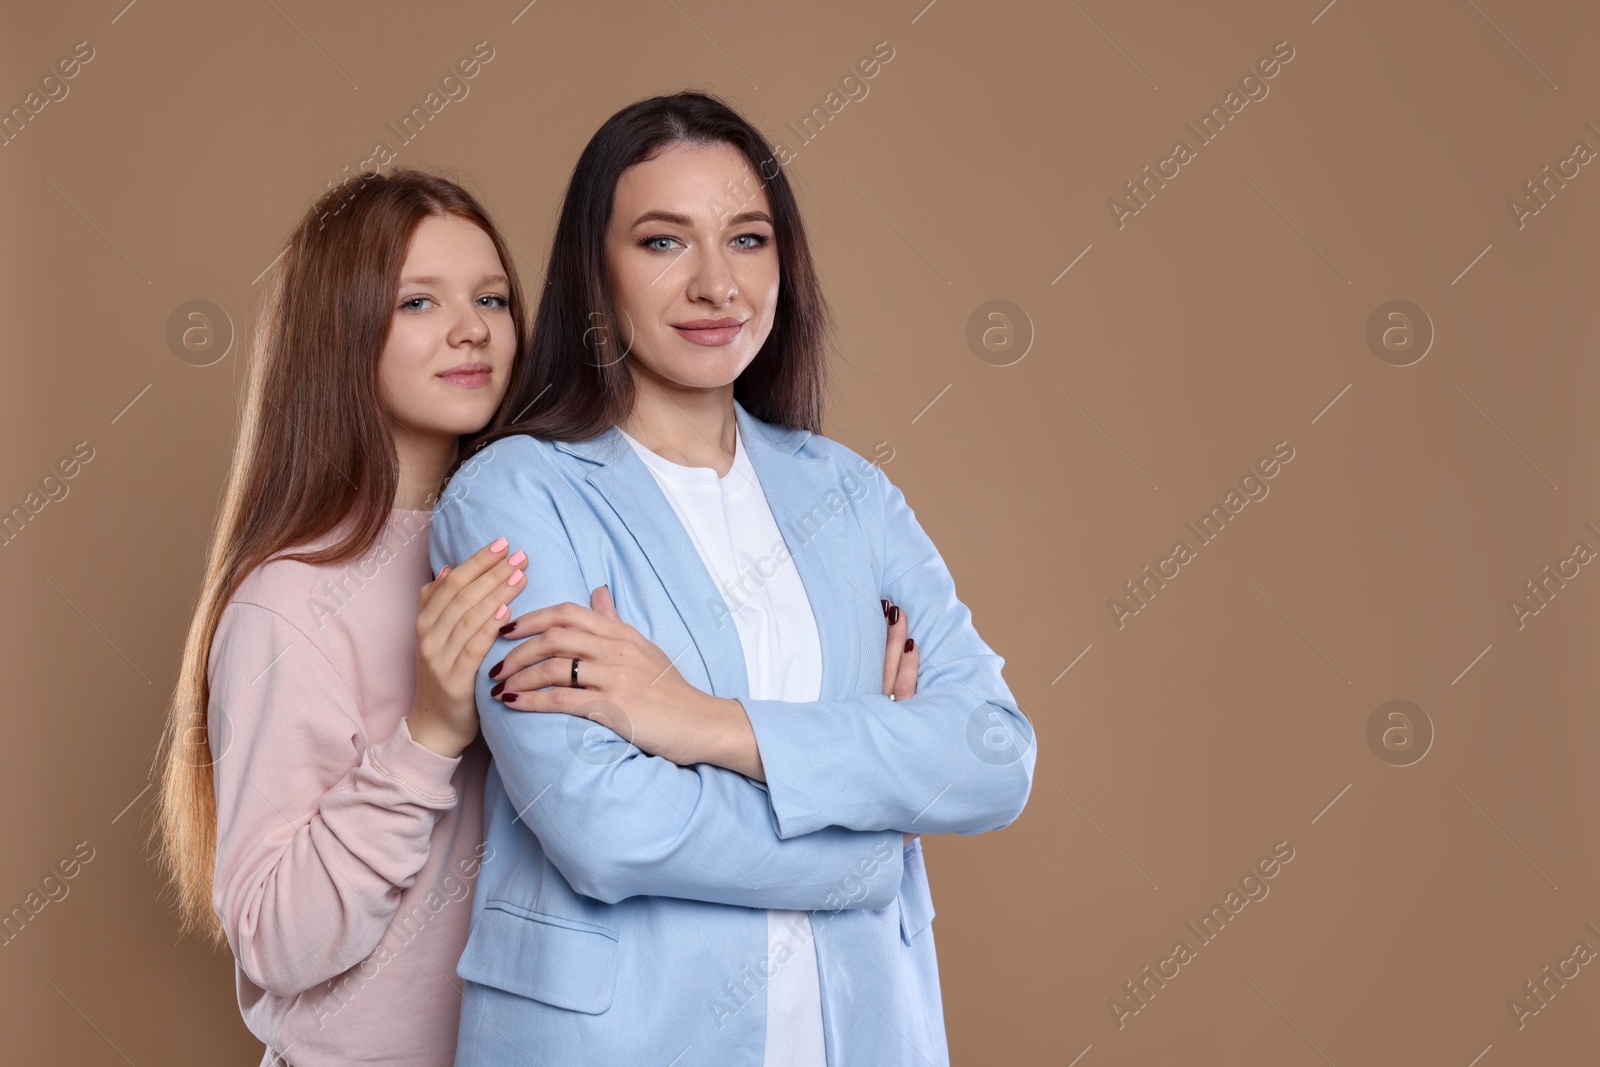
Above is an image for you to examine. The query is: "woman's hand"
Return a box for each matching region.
[493,589,923,809]
[881,598,919,702]
[406,537,527,758]
[884,599,921,847]
[488,591,722,768]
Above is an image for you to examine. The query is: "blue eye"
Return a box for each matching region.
[478,294,510,308]
[641,235,679,252]
[401,295,433,311]
[733,233,770,249]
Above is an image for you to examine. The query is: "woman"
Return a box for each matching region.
[150,167,922,1067]
[429,92,1036,1066]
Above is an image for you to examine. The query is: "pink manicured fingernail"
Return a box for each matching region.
[495,603,509,620]
[507,550,527,567]
[508,569,525,587]
[490,536,508,552]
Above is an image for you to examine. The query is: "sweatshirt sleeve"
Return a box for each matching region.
[208,599,463,998]
[428,439,905,911]
[739,460,1038,839]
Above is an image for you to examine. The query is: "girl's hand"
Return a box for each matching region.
[407,537,527,758]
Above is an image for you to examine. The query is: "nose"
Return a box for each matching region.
[685,243,738,307]
[450,299,492,345]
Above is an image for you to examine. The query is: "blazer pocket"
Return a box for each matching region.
[457,900,620,1014]
[898,838,937,945]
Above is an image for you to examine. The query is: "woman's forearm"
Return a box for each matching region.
[696,694,766,781]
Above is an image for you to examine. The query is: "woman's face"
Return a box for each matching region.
[604,140,779,392]
[377,214,515,439]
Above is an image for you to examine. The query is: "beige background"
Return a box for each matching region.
[3,0,1598,1063]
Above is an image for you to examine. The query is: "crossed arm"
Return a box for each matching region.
[429,441,1036,906]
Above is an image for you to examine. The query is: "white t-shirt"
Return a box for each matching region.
[619,422,827,1067]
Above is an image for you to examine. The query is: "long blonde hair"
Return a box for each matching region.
[150,168,528,943]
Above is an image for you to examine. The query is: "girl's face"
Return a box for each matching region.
[604,140,780,392]
[377,214,515,440]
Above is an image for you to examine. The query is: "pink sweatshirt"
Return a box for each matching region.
[207,507,490,1067]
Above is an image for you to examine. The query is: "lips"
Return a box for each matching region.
[438,362,491,387]
[672,318,744,346]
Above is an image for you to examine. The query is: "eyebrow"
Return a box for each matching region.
[399,273,510,286]
[629,209,773,228]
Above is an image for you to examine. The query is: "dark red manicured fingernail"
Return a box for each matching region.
[490,681,505,698]
[888,605,899,625]
[489,660,504,679]
[905,638,914,653]
[881,599,889,616]
[499,690,516,703]
[498,622,516,636]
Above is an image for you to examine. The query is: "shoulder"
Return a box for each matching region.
[440,433,598,508]
[792,428,898,508]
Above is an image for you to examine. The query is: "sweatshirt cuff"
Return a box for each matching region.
[368,719,463,806]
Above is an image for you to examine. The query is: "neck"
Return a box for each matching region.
[392,425,458,510]
[620,372,738,474]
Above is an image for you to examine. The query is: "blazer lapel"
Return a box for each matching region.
[551,399,856,701]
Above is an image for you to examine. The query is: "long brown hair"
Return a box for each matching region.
[151,167,528,944]
[454,90,834,474]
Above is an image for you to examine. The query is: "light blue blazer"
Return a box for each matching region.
[428,397,1037,1066]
